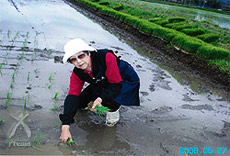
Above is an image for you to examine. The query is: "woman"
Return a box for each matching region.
[59,38,140,142]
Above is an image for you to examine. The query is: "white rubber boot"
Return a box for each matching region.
[106,107,120,127]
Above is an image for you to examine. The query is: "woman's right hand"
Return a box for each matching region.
[60,125,72,142]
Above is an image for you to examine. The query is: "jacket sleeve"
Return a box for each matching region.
[68,71,84,96]
[100,52,122,102]
[59,71,84,125]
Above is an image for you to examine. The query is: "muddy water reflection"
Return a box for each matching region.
[0,0,230,155]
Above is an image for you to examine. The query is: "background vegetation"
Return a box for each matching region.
[78,0,230,75]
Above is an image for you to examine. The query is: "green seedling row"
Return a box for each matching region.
[77,0,230,74]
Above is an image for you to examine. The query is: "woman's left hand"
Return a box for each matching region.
[90,97,102,112]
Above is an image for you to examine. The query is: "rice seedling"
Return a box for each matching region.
[34,68,39,74]
[33,31,40,53]
[18,52,25,60]
[6,91,12,99]
[26,32,29,39]
[11,31,20,46]
[0,118,4,124]
[33,132,42,145]
[7,30,11,39]
[27,72,30,82]
[31,132,46,152]
[22,33,29,52]
[10,81,14,89]
[48,74,53,82]
[54,92,59,101]
[95,105,110,118]
[50,105,58,111]
[31,54,37,62]
[5,98,11,107]
[46,49,52,56]
[31,145,43,152]
[66,137,76,146]
[0,63,3,74]
[5,91,12,107]
[47,84,52,89]
[12,70,16,81]
[88,102,110,118]
[24,96,27,109]
[22,40,27,52]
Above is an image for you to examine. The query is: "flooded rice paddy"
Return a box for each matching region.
[133,0,230,28]
[0,0,230,155]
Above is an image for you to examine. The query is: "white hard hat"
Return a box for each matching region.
[63,38,96,63]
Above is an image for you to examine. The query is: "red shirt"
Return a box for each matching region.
[68,52,122,96]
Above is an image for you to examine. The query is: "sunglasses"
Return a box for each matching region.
[68,52,88,63]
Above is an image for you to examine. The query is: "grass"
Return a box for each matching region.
[209,60,230,75]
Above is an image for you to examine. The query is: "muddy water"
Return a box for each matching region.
[0,0,230,155]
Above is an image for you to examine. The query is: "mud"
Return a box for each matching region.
[0,0,230,155]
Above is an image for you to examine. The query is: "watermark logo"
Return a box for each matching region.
[8,112,31,138]
[8,139,31,147]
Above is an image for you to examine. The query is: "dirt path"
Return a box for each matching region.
[0,0,230,155]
